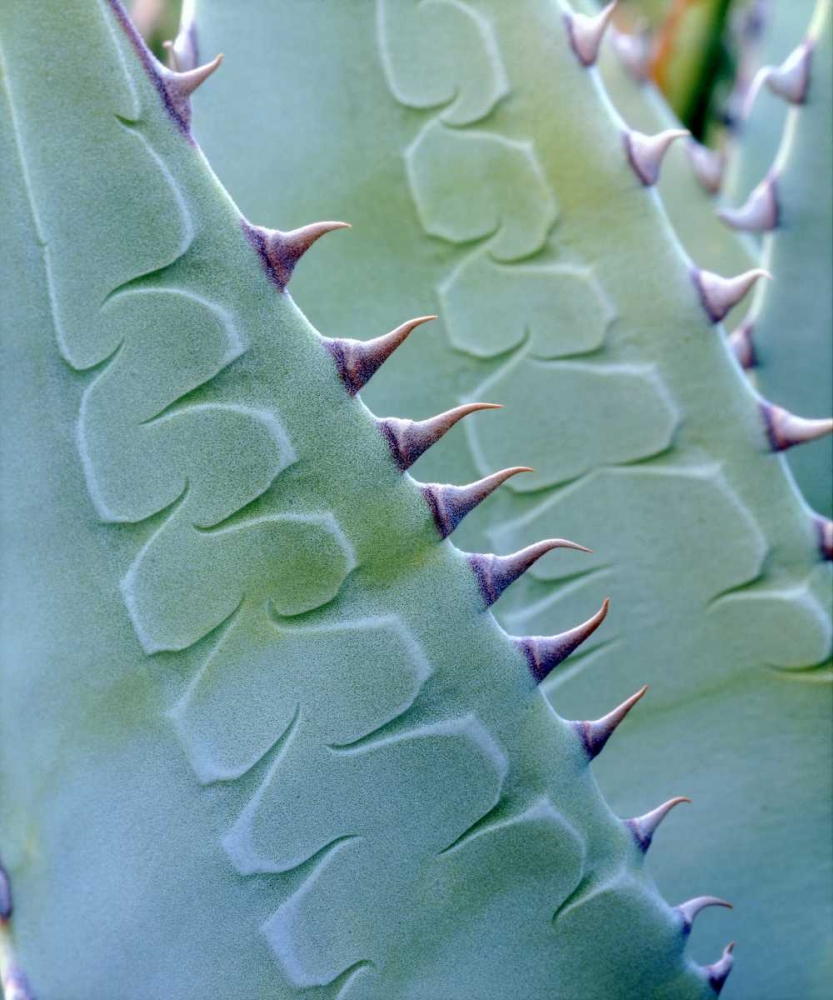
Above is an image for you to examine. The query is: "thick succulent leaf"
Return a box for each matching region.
[723,0,832,517]
[190,1,832,996]
[723,0,818,214]
[586,6,758,307]
[0,0,728,997]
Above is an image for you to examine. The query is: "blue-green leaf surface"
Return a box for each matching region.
[188,2,833,997]
[0,1,735,997]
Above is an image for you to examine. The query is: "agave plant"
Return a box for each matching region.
[0,1,829,998]
[186,0,831,996]
[721,0,832,519]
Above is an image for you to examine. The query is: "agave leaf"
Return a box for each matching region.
[723,0,818,215]
[587,7,758,309]
[0,0,732,996]
[189,1,833,996]
[721,0,832,518]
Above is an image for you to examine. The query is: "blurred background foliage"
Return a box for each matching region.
[129,0,184,61]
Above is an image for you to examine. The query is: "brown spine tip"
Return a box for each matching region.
[693,267,771,323]
[469,538,591,608]
[243,219,350,290]
[815,516,833,561]
[514,598,610,684]
[422,467,533,540]
[564,1,618,67]
[169,52,223,97]
[686,140,725,195]
[325,315,436,395]
[575,684,649,760]
[729,319,757,370]
[626,796,691,852]
[379,403,501,471]
[677,896,733,934]
[761,402,833,452]
[624,128,689,186]
[706,942,735,995]
[718,174,779,232]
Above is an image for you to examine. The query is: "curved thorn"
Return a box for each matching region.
[470,538,591,608]
[686,140,725,195]
[815,516,833,561]
[325,315,436,395]
[705,942,735,995]
[677,896,733,934]
[564,1,618,67]
[379,403,502,471]
[693,268,771,323]
[158,51,222,130]
[514,598,610,684]
[761,403,833,452]
[422,467,533,540]
[627,796,691,852]
[729,319,757,370]
[166,52,223,99]
[718,174,779,232]
[760,39,814,105]
[243,219,350,290]
[611,27,652,82]
[575,684,648,760]
[625,128,689,186]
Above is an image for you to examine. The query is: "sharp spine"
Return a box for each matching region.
[759,39,814,106]
[761,403,833,452]
[564,1,618,68]
[325,315,435,395]
[686,140,725,195]
[627,796,691,852]
[693,268,771,323]
[575,684,648,760]
[677,896,732,934]
[625,128,689,186]
[514,598,610,684]
[243,219,350,291]
[161,52,223,128]
[422,467,533,540]
[0,861,10,924]
[379,403,501,471]
[718,174,779,232]
[469,538,591,608]
[705,942,735,995]
[167,53,222,97]
[815,517,833,561]
[729,319,757,370]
